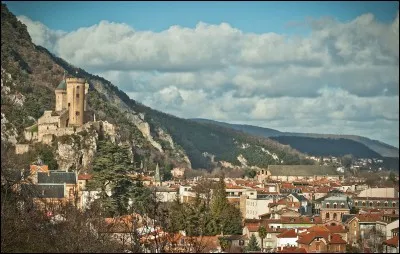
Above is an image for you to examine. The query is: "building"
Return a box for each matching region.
[342,214,360,245]
[24,76,94,145]
[320,194,351,225]
[257,165,344,182]
[23,168,79,210]
[296,225,347,253]
[352,197,399,215]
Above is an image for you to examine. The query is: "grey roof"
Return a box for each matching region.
[21,184,65,198]
[290,192,309,202]
[342,214,356,223]
[38,171,76,184]
[268,165,341,176]
[322,194,351,209]
[56,80,66,90]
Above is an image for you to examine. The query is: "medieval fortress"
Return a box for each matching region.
[16,76,97,154]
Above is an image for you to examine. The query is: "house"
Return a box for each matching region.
[342,214,360,245]
[24,169,80,210]
[296,225,347,253]
[259,208,301,220]
[276,228,299,248]
[287,192,311,215]
[155,186,178,202]
[382,236,399,253]
[242,220,286,251]
[277,246,307,253]
[376,215,399,240]
[243,189,284,219]
[320,194,351,225]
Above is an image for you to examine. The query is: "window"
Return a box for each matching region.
[392,202,396,207]
[384,202,388,207]
[76,93,80,98]
[333,213,337,220]
[377,202,380,207]
[266,234,271,239]
[326,213,330,219]
[333,203,337,209]
[369,202,373,207]
[326,203,330,208]
[68,103,70,107]
[355,201,358,206]
[76,111,80,116]
[341,203,345,208]
[362,202,366,206]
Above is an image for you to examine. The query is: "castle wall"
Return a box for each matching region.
[15,144,30,154]
[38,111,60,125]
[58,110,69,128]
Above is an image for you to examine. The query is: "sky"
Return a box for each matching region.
[5,1,400,147]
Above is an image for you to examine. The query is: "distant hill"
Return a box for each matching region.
[191,118,399,158]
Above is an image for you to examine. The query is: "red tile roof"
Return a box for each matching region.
[325,225,348,233]
[383,236,399,247]
[78,174,93,180]
[356,214,382,222]
[329,234,347,244]
[277,229,297,238]
[277,246,307,253]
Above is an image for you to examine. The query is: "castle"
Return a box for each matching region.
[21,75,94,146]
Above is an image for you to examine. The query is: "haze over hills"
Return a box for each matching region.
[191,118,399,158]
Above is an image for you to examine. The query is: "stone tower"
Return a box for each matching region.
[55,79,67,112]
[155,163,161,186]
[66,77,86,126]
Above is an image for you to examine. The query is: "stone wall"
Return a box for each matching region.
[38,111,59,125]
[24,129,38,142]
[15,144,30,154]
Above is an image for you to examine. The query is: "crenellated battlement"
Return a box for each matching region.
[66,77,86,84]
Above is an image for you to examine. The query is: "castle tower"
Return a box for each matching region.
[55,79,67,112]
[66,77,86,126]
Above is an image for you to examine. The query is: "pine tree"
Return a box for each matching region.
[246,234,260,252]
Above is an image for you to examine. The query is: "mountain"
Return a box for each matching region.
[191,118,399,158]
[1,3,315,172]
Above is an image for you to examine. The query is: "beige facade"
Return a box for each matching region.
[15,144,30,154]
[66,78,86,126]
[55,89,67,112]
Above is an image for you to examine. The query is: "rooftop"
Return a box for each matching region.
[56,79,66,90]
[38,171,76,184]
[267,165,341,176]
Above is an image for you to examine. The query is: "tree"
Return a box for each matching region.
[246,234,260,252]
[258,226,267,251]
[211,175,228,220]
[341,154,354,169]
[389,171,397,184]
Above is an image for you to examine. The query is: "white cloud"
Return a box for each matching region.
[17,12,399,147]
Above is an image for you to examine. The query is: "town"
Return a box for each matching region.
[12,155,399,253]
